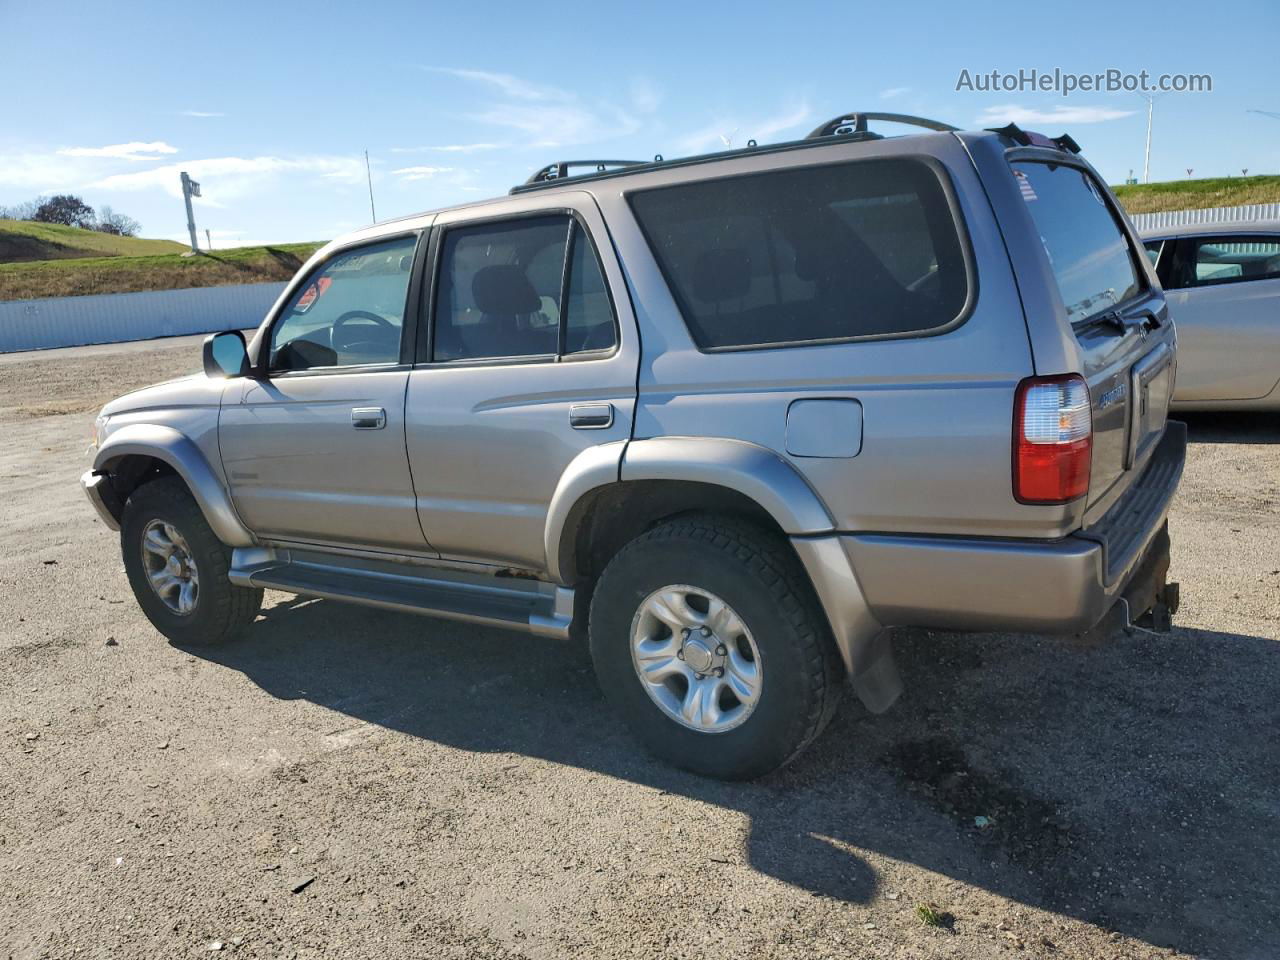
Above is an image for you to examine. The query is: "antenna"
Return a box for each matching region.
[364,150,377,223]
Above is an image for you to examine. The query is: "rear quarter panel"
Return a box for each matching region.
[592,135,1071,539]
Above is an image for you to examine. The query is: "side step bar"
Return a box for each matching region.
[229,546,574,639]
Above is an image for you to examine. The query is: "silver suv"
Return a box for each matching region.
[82,113,1185,779]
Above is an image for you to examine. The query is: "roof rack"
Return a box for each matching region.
[806,112,958,140]
[986,123,1082,154]
[508,113,964,194]
[524,159,646,185]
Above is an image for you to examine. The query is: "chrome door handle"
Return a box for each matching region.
[351,406,386,430]
[569,402,613,429]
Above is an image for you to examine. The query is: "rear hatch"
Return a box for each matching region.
[1010,157,1174,507]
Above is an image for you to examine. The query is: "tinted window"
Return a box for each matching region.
[1187,236,1280,287]
[1144,240,1163,267]
[1012,162,1142,325]
[269,235,417,371]
[628,159,968,349]
[563,227,617,354]
[431,217,616,361]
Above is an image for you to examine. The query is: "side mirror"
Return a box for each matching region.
[203,330,251,378]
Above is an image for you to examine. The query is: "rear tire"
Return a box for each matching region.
[589,514,842,780]
[120,477,262,646]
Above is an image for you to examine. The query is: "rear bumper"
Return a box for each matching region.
[842,421,1187,634]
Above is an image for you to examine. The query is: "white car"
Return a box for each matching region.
[1141,221,1280,410]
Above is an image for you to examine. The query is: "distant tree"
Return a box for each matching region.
[32,194,95,228]
[0,198,41,221]
[95,206,141,237]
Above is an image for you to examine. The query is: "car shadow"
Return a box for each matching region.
[1179,411,1279,444]
[193,597,1280,957]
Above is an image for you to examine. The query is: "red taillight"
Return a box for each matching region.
[1013,375,1093,504]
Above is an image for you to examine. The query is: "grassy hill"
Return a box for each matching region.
[0,219,187,263]
[0,242,323,302]
[1112,175,1280,215]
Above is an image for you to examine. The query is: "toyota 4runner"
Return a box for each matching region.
[83,113,1185,779]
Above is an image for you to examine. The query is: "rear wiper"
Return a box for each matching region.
[1072,309,1128,335]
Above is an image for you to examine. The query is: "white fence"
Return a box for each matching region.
[1129,203,1280,231]
[0,281,286,354]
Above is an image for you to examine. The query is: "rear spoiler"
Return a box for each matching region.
[987,123,1081,155]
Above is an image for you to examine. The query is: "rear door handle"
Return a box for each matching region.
[569,402,614,430]
[351,406,386,430]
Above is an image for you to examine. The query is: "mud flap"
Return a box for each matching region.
[850,630,902,714]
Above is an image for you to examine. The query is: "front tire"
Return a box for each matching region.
[589,515,842,780]
[120,477,262,646]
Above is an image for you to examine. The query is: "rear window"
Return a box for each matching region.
[628,159,969,350]
[1012,161,1143,325]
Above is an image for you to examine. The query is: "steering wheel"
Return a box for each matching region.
[331,310,395,353]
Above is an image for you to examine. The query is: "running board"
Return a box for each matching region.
[229,546,573,639]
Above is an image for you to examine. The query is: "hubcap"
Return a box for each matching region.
[140,519,199,616]
[630,584,762,733]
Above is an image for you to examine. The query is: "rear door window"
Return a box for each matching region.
[1185,236,1280,287]
[628,158,969,350]
[1011,161,1144,325]
[429,217,618,362]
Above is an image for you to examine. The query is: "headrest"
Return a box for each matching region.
[472,264,540,316]
[692,248,752,303]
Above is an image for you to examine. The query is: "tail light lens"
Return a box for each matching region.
[1014,375,1092,504]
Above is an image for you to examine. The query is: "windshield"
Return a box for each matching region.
[1012,161,1143,326]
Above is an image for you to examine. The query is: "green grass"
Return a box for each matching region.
[0,219,187,263]
[0,242,324,302]
[1112,175,1280,215]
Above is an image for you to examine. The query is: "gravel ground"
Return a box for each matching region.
[1,337,1277,960]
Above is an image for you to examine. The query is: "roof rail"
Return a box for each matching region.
[524,159,646,186]
[806,112,958,140]
[986,123,1082,155]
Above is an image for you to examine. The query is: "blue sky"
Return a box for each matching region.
[2,0,1277,246]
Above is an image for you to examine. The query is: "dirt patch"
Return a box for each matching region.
[0,344,1276,959]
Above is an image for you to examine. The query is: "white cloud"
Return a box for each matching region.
[390,165,454,181]
[630,77,662,114]
[675,102,812,154]
[181,110,225,118]
[88,155,367,202]
[422,67,569,102]
[879,86,911,100]
[389,143,504,154]
[423,66,646,148]
[470,102,639,148]
[975,104,1136,126]
[58,141,179,160]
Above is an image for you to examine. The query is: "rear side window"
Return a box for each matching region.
[1012,161,1143,325]
[1182,236,1280,287]
[628,159,969,350]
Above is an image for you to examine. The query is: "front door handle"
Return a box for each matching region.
[351,406,387,430]
[569,402,614,430]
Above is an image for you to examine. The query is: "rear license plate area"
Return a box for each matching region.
[1128,343,1173,467]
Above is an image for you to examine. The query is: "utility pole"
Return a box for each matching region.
[364,150,376,223]
[180,171,201,253]
[205,228,212,251]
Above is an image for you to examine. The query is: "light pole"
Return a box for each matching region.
[364,150,376,223]
[1141,94,1154,184]
[180,171,201,253]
